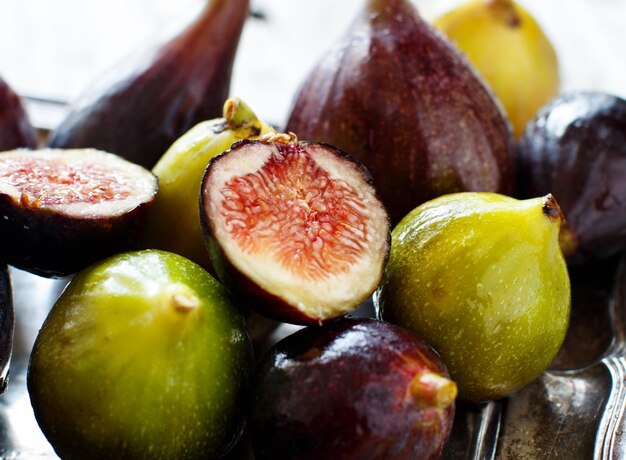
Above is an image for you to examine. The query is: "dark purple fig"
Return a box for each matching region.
[0,264,14,394]
[248,317,456,460]
[48,0,249,169]
[0,149,157,277]
[517,92,626,264]
[286,0,515,225]
[0,76,37,150]
[200,133,390,325]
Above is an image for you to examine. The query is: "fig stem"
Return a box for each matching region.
[171,293,200,313]
[223,98,260,130]
[542,194,566,226]
[260,131,298,145]
[486,0,521,27]
[410,370,457,409]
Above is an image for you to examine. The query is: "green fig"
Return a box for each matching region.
[377,192,570,402]
[434,0,560,138]
[286,0,515,225]
[142,98,274,271]
[27,249,253,459]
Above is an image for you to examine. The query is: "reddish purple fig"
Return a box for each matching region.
[0,76,37,150]
[517,92,626,264]
[48,0,249,168]
[286,0,515,224]
[200,134,390,325]
[0,149,157,278]
[248,317,456,460]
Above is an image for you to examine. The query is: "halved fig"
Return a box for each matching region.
[200,134,390,325]
[0,149,158,278]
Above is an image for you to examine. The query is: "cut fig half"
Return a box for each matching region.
[200,135,390,325]
[0,149,158,278]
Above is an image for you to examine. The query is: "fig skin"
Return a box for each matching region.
[248,317,456,460]
[0,76,38,150]
[286,0,515,225]
[0,149,158,278]
[377,192,571,402]
[27,250,253,460]
[200,136,391,326]
[142,97,274,271]
[47,0,249,169]
[517,92,626,265]
[0,264,14,394]
[434,0,560,138]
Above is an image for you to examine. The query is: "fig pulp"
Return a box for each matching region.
[286,0,515,225]
[434,0,560,138]
[517,92,626,265]
[48,0,250,168]
[248,317,456,460]
[0,76,37,150]
[27,250,253,459]
[377,192,571,402]
[142,97,274,270]
[200,134,390,325]
[0,264,14,394]
[0,149,157,277]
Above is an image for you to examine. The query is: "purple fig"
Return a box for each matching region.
[48,0,250,168]
[286,0,515,224]
[517,92,626,264]
[248,317,456,460]
[0,76,37,150]
[0,264,13,394]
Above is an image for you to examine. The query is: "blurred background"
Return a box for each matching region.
[0,0,625,131]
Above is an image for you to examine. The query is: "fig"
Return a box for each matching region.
[286,0,515,225]
[517,92,626,265]
[200,133,390,325]
[48,0,250,169]
[0,76,38,150]
[27,249,253,459]
[0,149,157,278]
[248,317,456,460]
[376,192,571,402]
[142,97,274,270]
[0,264,14,394]
[434,0,560,138]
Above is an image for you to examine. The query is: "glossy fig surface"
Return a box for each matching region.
[48,0,250,168]
[0,149,157,277]
[377,192,570,402]
[517,92,626,264]
[286,0,515,224]
[28,250,253,460]
[249,317,456,460]
[200,134,390,325]
[142,97,274,270]
[434,0,560,137]
[0,76,37,150]
[0,264,14,394]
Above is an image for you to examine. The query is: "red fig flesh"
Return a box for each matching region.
[286,0,515,224]
[200,136,390,325]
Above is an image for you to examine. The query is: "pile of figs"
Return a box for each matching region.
[0,0,624,458]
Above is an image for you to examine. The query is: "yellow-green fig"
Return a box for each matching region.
[434,0,560,137]
[142,98,274,270]
[377,192,570,402]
